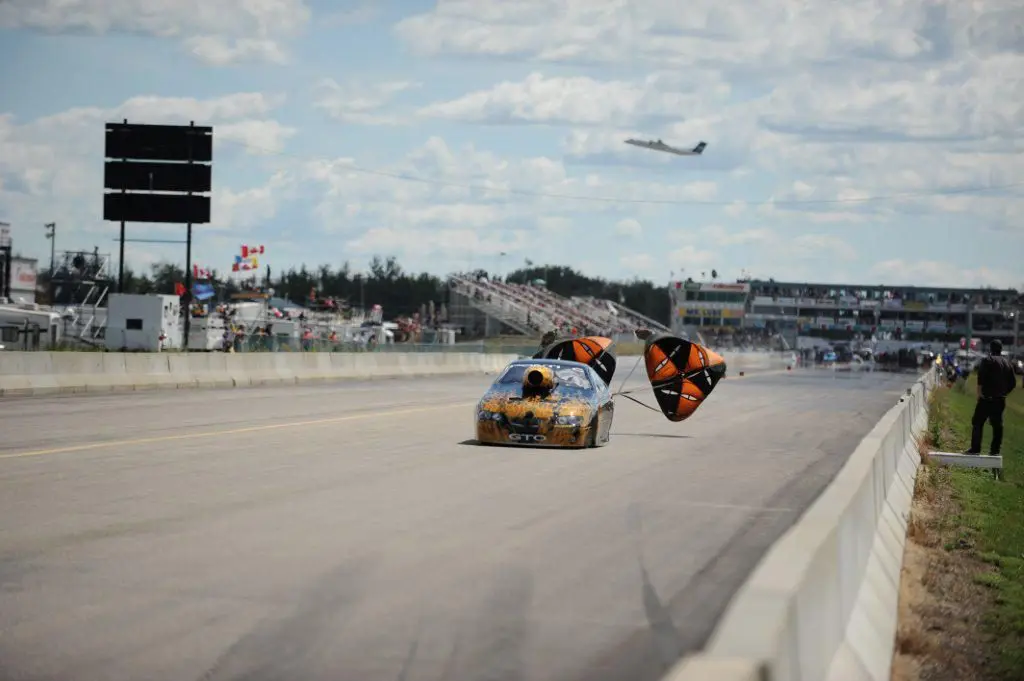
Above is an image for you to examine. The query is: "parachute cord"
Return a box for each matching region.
[618,392,662,414]
[613,355,643,396]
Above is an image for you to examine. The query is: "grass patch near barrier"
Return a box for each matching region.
[893,373,1024,681]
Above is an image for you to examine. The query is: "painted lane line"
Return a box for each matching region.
[0,401,478,460]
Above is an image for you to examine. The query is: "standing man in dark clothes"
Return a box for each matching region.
[967,339,1017,455]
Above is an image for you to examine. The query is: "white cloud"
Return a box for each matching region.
[184,36,290,66]
[699,225,774,246]
[302,136,724,248]
[789,234,858,262]
[0,93,296,269]
[395,1,1022,72]
[615,218,642,237]
[216,120,297,154]
[621,246,719,278]
[318,3,380,27]
[418,72,723,126]
[213,171,296,232]
[0,0,311,65]
[314,79,420,125]
[667,245,718,272]
[537,216,574,232]
[620,253,655,272]
[871,259,1022,289]
[763,59,1024,142]
[345,226,531,262]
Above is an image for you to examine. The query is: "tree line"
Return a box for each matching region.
[37,256,672,324]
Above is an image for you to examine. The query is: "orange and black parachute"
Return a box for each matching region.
[642,333,726,422]
[534,335,617,386]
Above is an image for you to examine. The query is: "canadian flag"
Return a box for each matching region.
[241,245,265,258]
[193,265,211,279]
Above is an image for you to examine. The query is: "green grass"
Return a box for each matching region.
[927,373,1024,677]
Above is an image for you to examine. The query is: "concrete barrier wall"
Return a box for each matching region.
[665,370,935,681]
[724,351,794,373]
[0,351,521,396]
[0,349,789,397]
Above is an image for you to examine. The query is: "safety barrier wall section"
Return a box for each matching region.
[0,352,521,396]
[0,349,789,397]
[665,370,935,681]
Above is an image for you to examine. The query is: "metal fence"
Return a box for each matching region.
[7,337,541,356]
[228,337,538,356]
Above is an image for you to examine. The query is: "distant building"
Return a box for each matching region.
[670,278,1020,345]
[669,280,749,329]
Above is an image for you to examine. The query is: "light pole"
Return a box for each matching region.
[0,222,10,301]
[44,223,56,275]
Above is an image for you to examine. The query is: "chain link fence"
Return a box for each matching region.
[228,335,537,356]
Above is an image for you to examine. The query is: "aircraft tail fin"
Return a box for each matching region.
[693,142,707,154]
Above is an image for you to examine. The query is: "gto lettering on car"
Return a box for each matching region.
[508,433,546,442]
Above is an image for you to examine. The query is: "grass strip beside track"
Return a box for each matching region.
[892,373,1024,681]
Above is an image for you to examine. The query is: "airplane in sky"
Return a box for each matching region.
[624,139,707,156]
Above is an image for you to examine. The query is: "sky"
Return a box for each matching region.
[0,0,1022,289]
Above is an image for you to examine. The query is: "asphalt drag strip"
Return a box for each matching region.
[0,370,917,681]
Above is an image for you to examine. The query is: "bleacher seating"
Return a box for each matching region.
[450,275,671,338]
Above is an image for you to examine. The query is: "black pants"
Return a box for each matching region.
[970,397,1006,454]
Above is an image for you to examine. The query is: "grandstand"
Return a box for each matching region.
[448,274,669,341]
[670,277,1021,350]
[440,271,1023,355]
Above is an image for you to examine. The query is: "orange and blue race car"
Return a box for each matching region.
[474,332,729,449]
[474,358,614,448]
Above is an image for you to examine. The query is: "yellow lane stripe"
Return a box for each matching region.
[0,401,478,460]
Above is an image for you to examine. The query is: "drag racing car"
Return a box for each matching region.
[473,331,729,449]
[475,359,614,448]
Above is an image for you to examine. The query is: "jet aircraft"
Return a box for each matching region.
[624,139,707,156]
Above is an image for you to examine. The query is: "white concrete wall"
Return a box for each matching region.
[664,370,934,681]
[0,351,520,395]
[0,349,790,397]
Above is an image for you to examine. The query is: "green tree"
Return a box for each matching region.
[95,256,668,324]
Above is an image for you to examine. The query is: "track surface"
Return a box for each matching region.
[0,368,915,681]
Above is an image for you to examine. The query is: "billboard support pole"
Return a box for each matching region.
[118,118,127,293]
[183,121,195,352]
[118,219,126,292]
